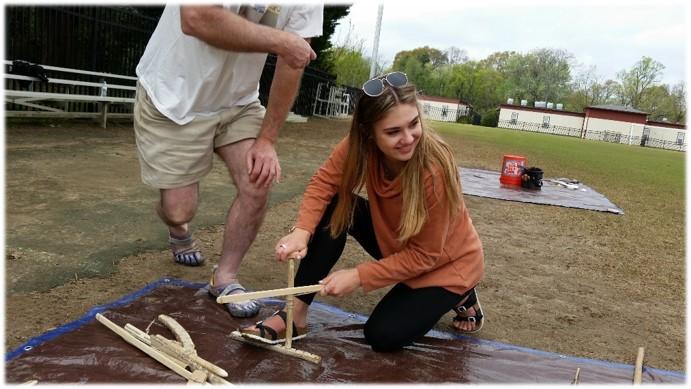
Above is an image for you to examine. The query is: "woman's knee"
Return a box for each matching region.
[363,320,411,352]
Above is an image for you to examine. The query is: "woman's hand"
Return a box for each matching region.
[319,268,361,297]
[275,227,311,262]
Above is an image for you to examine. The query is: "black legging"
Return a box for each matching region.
[295,195,466,352]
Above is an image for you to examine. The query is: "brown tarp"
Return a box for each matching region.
[6,279,682,383]
[459,168,624,214]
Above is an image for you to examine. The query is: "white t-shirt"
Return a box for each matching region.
[136,4,323,125]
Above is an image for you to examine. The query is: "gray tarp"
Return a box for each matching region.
[460,168,624,214]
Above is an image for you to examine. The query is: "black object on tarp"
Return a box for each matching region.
[5,278,681,383]
[521,167,544,190]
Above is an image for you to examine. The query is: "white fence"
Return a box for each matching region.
[497,120,686,152]
[5,60,136,128]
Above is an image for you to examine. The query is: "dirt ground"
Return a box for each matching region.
[4,117,685,374]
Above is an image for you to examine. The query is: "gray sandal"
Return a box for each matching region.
[169,234,204,266]
[208,266,261,318]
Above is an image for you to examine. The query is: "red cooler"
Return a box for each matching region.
[499,155,526,186]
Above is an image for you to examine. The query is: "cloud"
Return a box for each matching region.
[632,24,686,46]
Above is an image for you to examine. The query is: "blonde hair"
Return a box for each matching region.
[330,84,462,242]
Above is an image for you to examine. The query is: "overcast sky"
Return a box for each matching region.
[331,0,688,86]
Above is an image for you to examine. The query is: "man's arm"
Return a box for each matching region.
[246,52,308,187]
[259,55,305,144]
[180,6,315,69]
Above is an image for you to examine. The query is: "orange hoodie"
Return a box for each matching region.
[294,137,484,295]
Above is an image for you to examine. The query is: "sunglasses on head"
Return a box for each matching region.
[361,71,409,97]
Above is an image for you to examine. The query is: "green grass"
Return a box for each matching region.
[433,122,685,282]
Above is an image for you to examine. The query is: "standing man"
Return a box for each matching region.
[133,5,323,318]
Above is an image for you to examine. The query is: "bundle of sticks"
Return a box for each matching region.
[96,313,231,385]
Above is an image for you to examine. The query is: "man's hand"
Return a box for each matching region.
[277,34,316,69]
[246,136,281,188]
[319,268,361,298]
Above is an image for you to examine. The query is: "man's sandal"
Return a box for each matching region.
[451,288,485,334]
[208,266,261,318]
[239,310,308,345]
[168,234,204,266]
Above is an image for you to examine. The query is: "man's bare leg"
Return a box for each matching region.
[157,183,204,265]
[214,139,271,285]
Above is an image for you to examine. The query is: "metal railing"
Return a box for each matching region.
[498,120,583,137]
[422,105,470,122]
[584,130,687,152]
[497,120,686,152]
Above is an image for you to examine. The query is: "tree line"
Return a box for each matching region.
[322,41,686,126]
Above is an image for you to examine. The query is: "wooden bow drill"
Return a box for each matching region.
[225,259,323,364]
[96,313,232,385]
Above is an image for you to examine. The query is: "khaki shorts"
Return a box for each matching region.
[133,83,266,189]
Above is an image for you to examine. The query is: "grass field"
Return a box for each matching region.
[436,123,685,272]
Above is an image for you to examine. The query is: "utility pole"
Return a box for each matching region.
[369,3,384,79]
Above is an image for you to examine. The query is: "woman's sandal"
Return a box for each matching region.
[451,288,485,334]
[239,310,308,345]
[169,234,204,266]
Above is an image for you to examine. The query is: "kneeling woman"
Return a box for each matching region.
[241,72,485,352]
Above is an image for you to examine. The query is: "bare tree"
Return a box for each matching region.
[445,46,469,65]
[616,56,665,109]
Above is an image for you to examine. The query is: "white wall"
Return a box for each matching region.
[585,118,641,134]
[583,118,686,147]
[499,107,584,129]
[497,107,686,150]
[420,99,469,122]
[647,125,687,144]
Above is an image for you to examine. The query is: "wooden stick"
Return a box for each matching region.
[125,323,228,379]
[151,334,194,363]
[96,313,196,381]
[229,331,321,364]
[158,314,195,353]
[207,373,233,385]
[571,367,580,384]
[124,323,152,342]
[110,318,231,384]
[216,284,322,304]
[285,259,295,349]
[187,369,207,384]
[123,324,188,371]
[151,334,229,378]
[633,347,645,385]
